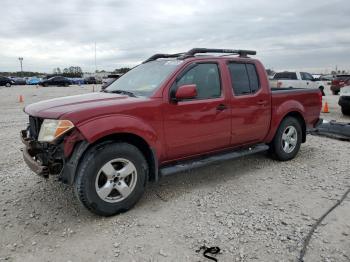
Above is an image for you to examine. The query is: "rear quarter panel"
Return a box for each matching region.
[265,89,321,142]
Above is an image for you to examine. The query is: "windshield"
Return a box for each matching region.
[105,60,182,96]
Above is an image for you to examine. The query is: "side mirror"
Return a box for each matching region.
[174,84,197,101]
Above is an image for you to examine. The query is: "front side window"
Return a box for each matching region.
[176,63,221,99]
[301,72,314,81]
[228,63,260,95]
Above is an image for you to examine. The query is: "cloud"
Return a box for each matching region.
[0,0,349,73]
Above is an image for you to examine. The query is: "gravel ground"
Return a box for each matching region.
[0,85,349,262]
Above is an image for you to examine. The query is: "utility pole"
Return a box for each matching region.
[94,42,97,73]
[93,42,97,92]
[18,57,23,76]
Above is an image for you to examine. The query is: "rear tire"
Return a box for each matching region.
[341,107,350,116]
[74,142,148,216]
[270,117,302,161]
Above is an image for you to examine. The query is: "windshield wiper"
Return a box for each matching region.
[102,89,137,97]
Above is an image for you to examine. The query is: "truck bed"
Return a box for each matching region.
[270,87,321,130]
[271,87,316,92]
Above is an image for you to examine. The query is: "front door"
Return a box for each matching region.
[163,62,231,160]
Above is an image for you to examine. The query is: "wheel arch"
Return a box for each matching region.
[61,132,159,185]
[90,133,158,182]
[282,111,306,143]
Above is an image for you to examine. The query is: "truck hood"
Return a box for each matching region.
[24,92,138,121]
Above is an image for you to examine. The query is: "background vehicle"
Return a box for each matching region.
[0,76,15,87]
[69,78,86,85]
[331,75,350,95]
[21,48,322,216]
[39,76,71,87]
[339,85,350,115]
[312,74,333,95]
[10,77,27,85]
[319,74,335,81]
[27,77,42,85]
[270,71,325,95]
[101,74,122,90]
[85,76,97,84]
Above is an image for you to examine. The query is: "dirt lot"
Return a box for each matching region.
[0,85,349,262]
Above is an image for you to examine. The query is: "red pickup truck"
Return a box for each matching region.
[21,48,322,216]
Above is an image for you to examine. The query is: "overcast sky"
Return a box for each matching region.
[0,0,349,73]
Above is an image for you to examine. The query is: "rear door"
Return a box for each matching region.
[227,62,271,145]
[163,62,231,160]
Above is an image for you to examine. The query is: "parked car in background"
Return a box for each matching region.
[10,77,27,85]
[101,74,122,90]
[0,76,15,87]
[85,76,97,84]
[21,48,322,216]
[338,85,350,115]
[69,78,86,85]
[312,74,333,95]
[330,75,350,95]
[27,77,42,85]
[270,71,326,95]
[39,76,71,87]
[319,74,335,81]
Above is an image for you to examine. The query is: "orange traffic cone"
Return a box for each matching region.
[322,101,329,113]
[18,95,24,103]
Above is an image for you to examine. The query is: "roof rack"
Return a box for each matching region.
[183,48,256,58]
[142,48,256,63]
[142,53,183,64]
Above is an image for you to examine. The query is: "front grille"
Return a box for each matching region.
[28,116,43,139]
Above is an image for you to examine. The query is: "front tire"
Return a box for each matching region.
[270,117,302,161]
[5,83,11,87]
[74,142,148,216]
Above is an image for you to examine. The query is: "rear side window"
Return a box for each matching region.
[273,72,297,80]
[228,63,260,95]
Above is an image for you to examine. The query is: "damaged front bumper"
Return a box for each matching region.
[21,129,88,184]
[21,129,64,177]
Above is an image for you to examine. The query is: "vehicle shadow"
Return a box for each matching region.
[140,152,272,206]
[13,148,310,225]
[13,153,269,220]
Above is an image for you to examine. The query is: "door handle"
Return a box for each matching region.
[257,100,267,105]
[216,104,227,111]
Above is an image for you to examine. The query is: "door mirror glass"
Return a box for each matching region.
[175,84,197,100]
